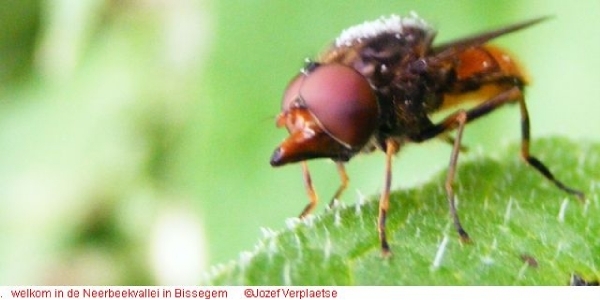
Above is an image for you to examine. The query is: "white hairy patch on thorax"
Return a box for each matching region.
[335,12,432,47]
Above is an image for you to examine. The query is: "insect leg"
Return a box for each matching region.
[455,86,584,200]
[516,94,585,200]
[378,139,399,256]
[415,87,525,140]
[416,109,471,242]
[436,109,471,242]
[416,86,584,238]
[329,162,349,208]
[439,133,469,153]
[299,161,319,218]
[415,88,523,240]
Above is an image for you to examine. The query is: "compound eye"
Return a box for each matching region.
[300,64,379,149]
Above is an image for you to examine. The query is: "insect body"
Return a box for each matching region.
[270,14,584,255]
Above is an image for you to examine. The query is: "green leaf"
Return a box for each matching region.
[205,137,600,285]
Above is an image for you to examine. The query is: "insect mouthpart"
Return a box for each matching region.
[269,112,352,166]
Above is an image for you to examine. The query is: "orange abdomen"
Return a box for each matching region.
[455,45,526,81]
[441,45,528,110]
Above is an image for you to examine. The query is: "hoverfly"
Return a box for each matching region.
[270,13,584,255]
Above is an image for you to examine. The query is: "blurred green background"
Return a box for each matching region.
[1,0,598,285]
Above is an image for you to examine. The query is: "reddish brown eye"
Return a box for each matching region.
[300,64,379,149]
